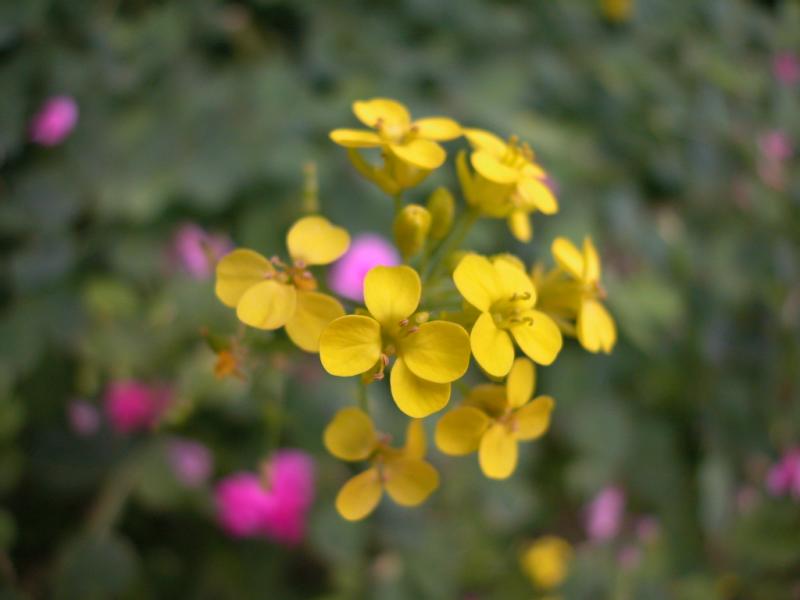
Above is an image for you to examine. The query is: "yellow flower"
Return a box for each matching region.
[214,216,350,352]
[536,237,616,354]
[601,0,633,23]
[520,536,572,590]
[319,265,471,417]
[456,129,558,242]
[435,357,554,479]
[331,98,461,193]
[324,407,439,521]
[453,254,562,377]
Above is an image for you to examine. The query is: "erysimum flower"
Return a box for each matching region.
[319,265,470,417]
[453,254,562,377]
[585,485,625,541]
[29,95,79,146]
[215,216,350,352]
[104,381,172,434]
[520,536,573,590]
[327,233,400,302]
[167,438,214,488]
[534,237,616,354]
[331,98,461,194]
[171,223,232,279]
[435,358,554,479]
[457,129,557,242]
[324,407,438,521]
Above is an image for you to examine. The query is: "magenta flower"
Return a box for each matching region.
[104,381,172,434]
[29,96,79,146]
[585,485,626,542]
[327,233,400,301]
[67,400,100,437]
[215,473,275,538]
[167,438,214,488]
[773,52,800,86]
[758,130,793,162]
[171,223,233,280]
[766,448,800,498]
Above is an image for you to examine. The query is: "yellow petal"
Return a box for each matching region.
[215,249,273,307]
[494,255,536,307]
[435,406,490,455]
[464,128,507,156]
[319,315,382,377]
[453,254,503,312]
[518,177,558,215]
[383,457,439,507]
[471,312,515,377]
[400,321,470,384]
[389,138,446,170]
[353,98,411,128]
[478,423,518,479]
[236,280,297,330]
[284,291,344,353]
[456,150,478,207]
[551,237,584,280]
[520,536,572,590]
[506,357,535,408]
[390,357,451,418]
[464,384,508,416]
[492,253,527,272]
[577,299,616,354]
[510,310,563,366]
[323,407,377,461]
[582,237,601,284]
[403,419,427,459]
[364,265,420,327]
[329,128,383,148]
[286,216,350,266]
[472,150,519,184]
[413,117,462,141]
[335,468,383,521]
[515,395,554,441]
[508,210,532,242]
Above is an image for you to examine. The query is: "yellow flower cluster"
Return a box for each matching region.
[212,98,617,522]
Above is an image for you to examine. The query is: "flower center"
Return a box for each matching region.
[375,118,412,144]
[501,136,535,171]
[490,292,534,330]
[263,256,318,291]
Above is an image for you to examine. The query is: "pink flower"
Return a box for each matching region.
[759,131,793,162]
[773,52,800,86]
[104,381,172,434]
[167,438,213,487]
[766,448,800,498]
[327,233,400,301]
[170,223,232,279]
[67,400,100,436]
[29,96,79,146]
[585,485,625,542]
[215,473,275,538]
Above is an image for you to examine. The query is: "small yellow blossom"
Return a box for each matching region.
[457,129,557,242]
[214,349,243,380]
[331,98,461,193]
[601,0,633,23]
[534,237,616,354]
[320,265,471,417]
[324,407,439,521]
[453,254,562,377]
[215,216,350,352]
[520,536,573,590]
[435,358,554,479]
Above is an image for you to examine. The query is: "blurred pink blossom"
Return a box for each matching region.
[29,96,78,146]
[214,449,315,545]
[104,381,172,434]
[67,400,100,436]
[759,131,793,162]
[327,233,400,301]
[585,485,626,542]
[636,516,661,544]
[171,223,233,279]
[618,544,641,571]
[766,448,800,499]
[168,438,213,488]
[773,52,800,86]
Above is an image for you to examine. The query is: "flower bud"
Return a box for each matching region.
[393,204,431,259]
[426,187,455,240]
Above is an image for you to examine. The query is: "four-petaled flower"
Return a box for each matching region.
[435,358,554,479]
[453,254,563,377]
[324,407,439,521]
[457,129,558,242]
[215,216,350,352]
[320,265,471,417]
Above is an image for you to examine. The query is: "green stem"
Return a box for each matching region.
[393,192,404,215]
[357,382,370,413]
[424,209,479,286]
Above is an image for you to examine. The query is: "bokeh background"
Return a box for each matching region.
[2,0,800,598]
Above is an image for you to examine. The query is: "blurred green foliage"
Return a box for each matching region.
[1,0,800,598]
